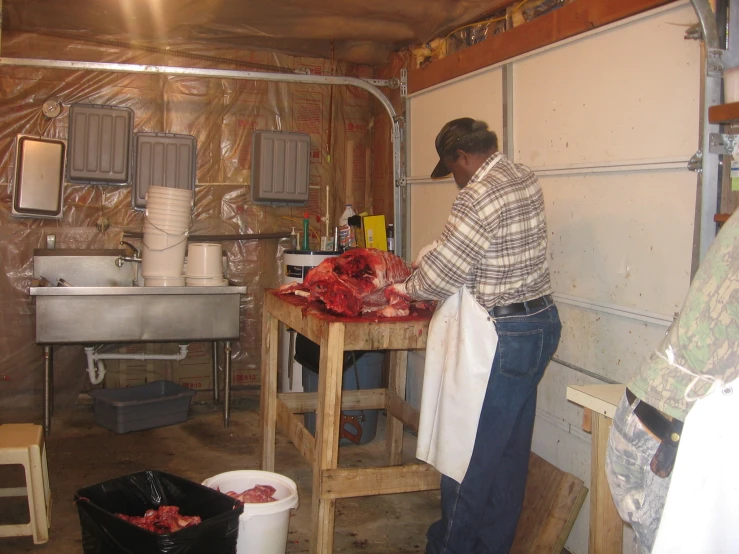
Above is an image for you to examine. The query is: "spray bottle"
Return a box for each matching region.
[338,204,356,248]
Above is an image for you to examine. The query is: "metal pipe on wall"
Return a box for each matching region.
[690,0,724,270]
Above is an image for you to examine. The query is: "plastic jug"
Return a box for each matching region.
[338,204,356,248]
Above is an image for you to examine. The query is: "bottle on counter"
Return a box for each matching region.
[302,212,310,251]
[290,227,298,250]
[387,223,395,254]
[333,226,340,252]
[338,204,356,248]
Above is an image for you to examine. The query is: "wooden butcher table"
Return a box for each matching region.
[260,291,439,554]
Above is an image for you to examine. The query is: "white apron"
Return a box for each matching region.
[652,377,739,553]
[415,285,498,483]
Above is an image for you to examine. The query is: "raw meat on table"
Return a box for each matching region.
[115,505,201,534]
[278,248,414,317]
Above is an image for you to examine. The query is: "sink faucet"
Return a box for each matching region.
[116,240,142,267]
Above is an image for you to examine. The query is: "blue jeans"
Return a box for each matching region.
[426,303,562,554]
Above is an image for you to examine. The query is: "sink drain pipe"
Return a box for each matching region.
[84,344,190,385]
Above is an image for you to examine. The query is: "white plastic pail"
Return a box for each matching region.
[186,243,223,277]
[141,227,188,278]
[203,470,299,554]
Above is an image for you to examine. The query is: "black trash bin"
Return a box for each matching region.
[75,470,243,554]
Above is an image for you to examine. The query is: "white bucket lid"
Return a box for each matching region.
[202,470,299,518]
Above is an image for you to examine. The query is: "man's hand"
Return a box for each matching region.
[412,241,439,269]
[387,281,408,298]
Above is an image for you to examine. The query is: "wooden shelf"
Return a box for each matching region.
[709,102,739,124]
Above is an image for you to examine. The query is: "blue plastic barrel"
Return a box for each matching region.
[302,352,384,446]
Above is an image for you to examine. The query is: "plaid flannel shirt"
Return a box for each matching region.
[405,153,552,309]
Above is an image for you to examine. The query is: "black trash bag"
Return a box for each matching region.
[75,470,243,554]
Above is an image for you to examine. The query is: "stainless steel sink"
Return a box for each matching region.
[31,248,245,343]
[33,248,139,287]
[30,285,246,344]
[29,248,247,434]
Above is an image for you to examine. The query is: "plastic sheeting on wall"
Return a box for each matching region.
[0,31,383,410]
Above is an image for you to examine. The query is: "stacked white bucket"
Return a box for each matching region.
[142,185,193,286]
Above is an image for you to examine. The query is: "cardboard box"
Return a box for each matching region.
[173,342,212,392]
[362,215,387,250]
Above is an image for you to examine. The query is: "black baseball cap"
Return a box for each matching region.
[430,117,477,179]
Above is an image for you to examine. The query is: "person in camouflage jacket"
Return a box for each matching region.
[606,209,739,553]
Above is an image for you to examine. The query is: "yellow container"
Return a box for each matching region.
[362,215,388,250]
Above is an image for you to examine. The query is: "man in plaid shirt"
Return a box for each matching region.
[399,118,562,553]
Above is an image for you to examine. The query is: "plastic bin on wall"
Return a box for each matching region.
[301,351,384,446]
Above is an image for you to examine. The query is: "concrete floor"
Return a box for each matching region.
[0,399,439,553]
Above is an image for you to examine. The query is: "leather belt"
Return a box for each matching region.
[491,295,553,317]
[625,388,672,439]
[626,388,684,478]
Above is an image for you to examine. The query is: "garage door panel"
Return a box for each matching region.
[542,170,694,314]
[553,303,669,387]
[410,69,503,178]
[409,179,459,259]
[514,4,699,168]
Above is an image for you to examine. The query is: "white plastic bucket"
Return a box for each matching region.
[186,243,223,277]
[145,206,192,219]
[147,185,194,200]
[146,193,193,205]
[145,203,191,218]
[144,219,189,235]
[145,217,190,234]
[146,200,193,212]
[141,229,188,277]
[146,200,193,213]
[202,470,299,554]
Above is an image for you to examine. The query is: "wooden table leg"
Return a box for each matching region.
[260,309,279,472]
[589,411,623,554]
[386,350,408,465]
[310,322,345,554]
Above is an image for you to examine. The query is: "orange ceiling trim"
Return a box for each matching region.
[407,0,677,94]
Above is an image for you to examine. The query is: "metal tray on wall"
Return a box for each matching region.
[12,135,66,219]
[132,132,197,210]
[67,104,133,185]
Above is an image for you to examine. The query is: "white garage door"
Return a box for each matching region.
[406,3,700,552]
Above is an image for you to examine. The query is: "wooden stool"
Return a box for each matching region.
[0,424,51,544]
